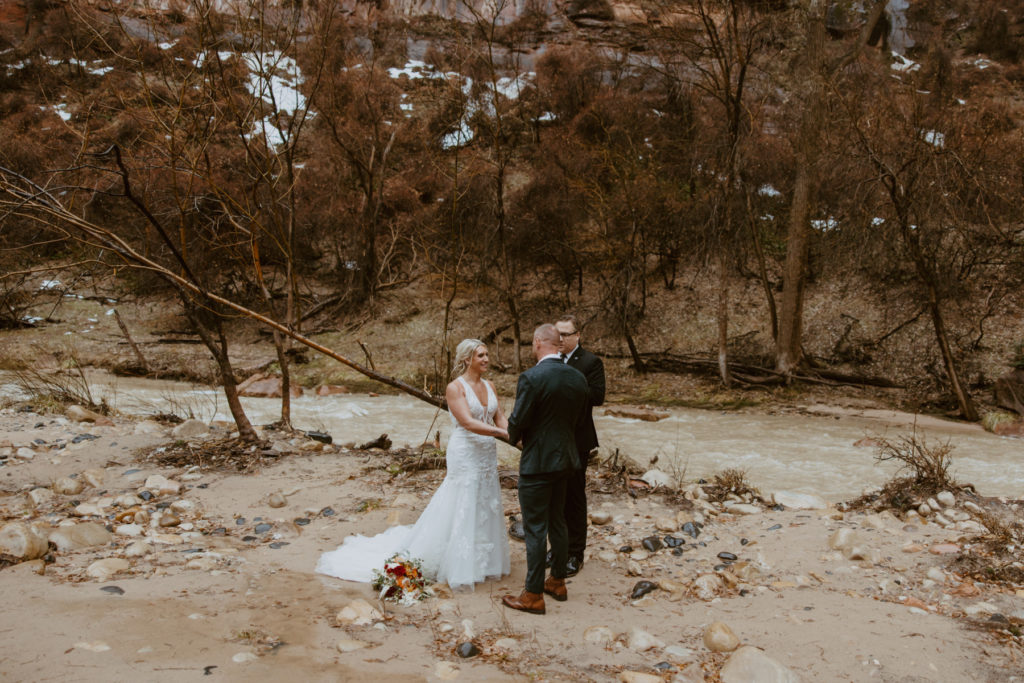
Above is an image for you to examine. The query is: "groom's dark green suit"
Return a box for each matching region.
[507,356,589,595]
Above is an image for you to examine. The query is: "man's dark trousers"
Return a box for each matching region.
[519,470,570,593]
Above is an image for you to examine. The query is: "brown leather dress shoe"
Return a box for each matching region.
[543,577,567,602]
[502,591,546,614]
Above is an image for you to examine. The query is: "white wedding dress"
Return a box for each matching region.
[316,376,511,591]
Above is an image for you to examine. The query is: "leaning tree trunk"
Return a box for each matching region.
[185,302,258,441]
[775,165,812,377]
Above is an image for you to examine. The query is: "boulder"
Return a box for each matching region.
[994,369,1024,416]
[993,420,1024,438]
[0,522,49,561]
[720,646,801,683]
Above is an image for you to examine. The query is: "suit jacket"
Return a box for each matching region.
[507,357,589,475]
[565,346,605,456]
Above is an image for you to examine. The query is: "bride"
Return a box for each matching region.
[316,339,512,591]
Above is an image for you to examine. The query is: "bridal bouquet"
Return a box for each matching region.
[372,555,433,605]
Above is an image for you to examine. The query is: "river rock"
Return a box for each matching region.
[828,528,858,551]
[86,558,130,580]
[929,543,960,555]
[73,502,106,517]
[172,419,210,439]
[583,626,614,645]
[238,373,303,398]
[267,492,287,508]
[158,513,181,527]
[720,646,801,683]
[123,541,152,557]
[956,520,986,534]
[619,672,662,683]
[693,573,724,600]
[704,622,740,652]
[48,522,112,551]
[14,447,35,460]
[655,517,677,532]
[53,476,84,496]
[917,502,931,516]
[337,599,383,626]
[640,469,674,488]
[0,522,49,561]
[771,491,828,510]
[626,626,665,651]
[590,510,612,525]
[936,491,956,507]
[115,523,143,537]
[724,503,761,515]
[67,405,104,423]
[80,467,104,487]
[335,637,369,653]
[28,487,55,506]
[144,475,181,496]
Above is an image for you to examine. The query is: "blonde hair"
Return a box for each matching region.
[452,338,486,378]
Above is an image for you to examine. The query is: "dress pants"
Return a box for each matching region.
[564,456,588,559]
[518,470,570,594]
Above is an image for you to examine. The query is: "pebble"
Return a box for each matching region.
[86,558,130,580]
[269,542,289,549]
[74,641,111,652]
[828,528,857,551]
[693,574,724,600]
[663,535,685,548]
[629,550,650,561]
[172,419,209,439]
[703,621,740,652]
[336,599,382,626]
[589,511,612,525]
[28,488,55,506]
[115,524,143,537]
[81,469,104,488]
[720,646,800,683]
[654,517,676,532]
[14,447,35,460]
[926,567,947,583]
[144,475,181,496]
[53,476,84,495]
[771,491,828,510]
[583,626,614,645]
[718,551,738,562]
[123,541,152,557]
[455,642,480,658]
[268,492,287,508]
[619,673,662,683]
[936,491,956,507]
[626,626,665,652]
[336,638,369,653]
[169,500,197,514]
[630,580,658,599]
[100,585,125,595]
[725,503,761,515]
[928,543,960,555]
[232,652,258,663]
[641,536,663,552]
[681,522,701,539]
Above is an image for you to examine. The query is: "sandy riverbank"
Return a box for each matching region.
[1,405,1022,682]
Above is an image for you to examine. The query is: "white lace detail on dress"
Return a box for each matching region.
[315,375,510,591]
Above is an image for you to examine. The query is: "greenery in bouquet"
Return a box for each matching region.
[371,555,433,605]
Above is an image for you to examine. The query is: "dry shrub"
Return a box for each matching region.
[951,506,1024,585]
[704,468,760,503]
[846,432,957,511]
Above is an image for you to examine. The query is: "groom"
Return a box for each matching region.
[503,324,589,615]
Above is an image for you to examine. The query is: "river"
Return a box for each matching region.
[8,372,1022,502]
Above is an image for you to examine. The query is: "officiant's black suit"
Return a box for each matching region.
[563,346,605,564]
[507,357,589,594]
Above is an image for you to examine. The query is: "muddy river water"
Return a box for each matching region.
[15,373,1024,502]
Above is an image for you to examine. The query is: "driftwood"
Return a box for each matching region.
[112,309,148,372]
[630,352,902,389]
